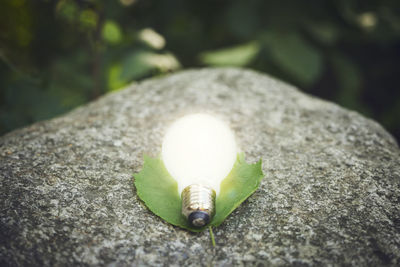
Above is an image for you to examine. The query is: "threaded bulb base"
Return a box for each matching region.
[181,184,216,227]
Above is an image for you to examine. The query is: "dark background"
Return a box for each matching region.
[1,0,400,142]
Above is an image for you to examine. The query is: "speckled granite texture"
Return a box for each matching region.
[1,68,400,266]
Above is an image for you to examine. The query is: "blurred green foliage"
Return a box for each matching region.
[1,0,400,141]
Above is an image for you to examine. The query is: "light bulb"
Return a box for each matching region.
[162,113,237,227]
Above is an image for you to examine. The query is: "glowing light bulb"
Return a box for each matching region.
[162,113,237,227]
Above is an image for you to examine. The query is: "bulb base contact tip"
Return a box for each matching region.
[181,184,216,227]
[188,211,210,227]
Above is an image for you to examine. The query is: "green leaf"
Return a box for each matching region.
[107,63,129,91]
[134,155,189,229]
[199,42,260,67]
[330,53,371,115]
[119,51,155,81]
[102,20,122,44]
[306,22,339,45]
[79,9,98,30]
[134,153,264,232]
[212,153,263,227]
[119,51,180,82]
[263,31,323,86]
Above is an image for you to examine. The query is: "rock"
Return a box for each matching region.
[1,68,399,266]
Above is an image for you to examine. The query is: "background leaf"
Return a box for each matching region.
[263,31,323,86]
[2,0,400,145]
[119,51,155,81]
[134,153,264,232]
[199,42,260,67]
[102,20,122,45]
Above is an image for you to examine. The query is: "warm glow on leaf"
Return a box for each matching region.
[134,153,264,232]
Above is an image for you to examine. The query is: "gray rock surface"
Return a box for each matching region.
[1,68,400,266]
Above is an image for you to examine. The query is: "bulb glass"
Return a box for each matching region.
[162,113,237,195]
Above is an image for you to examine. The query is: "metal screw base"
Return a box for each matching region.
[181,184,216,227]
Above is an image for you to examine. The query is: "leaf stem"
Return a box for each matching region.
[209,226,216,247]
